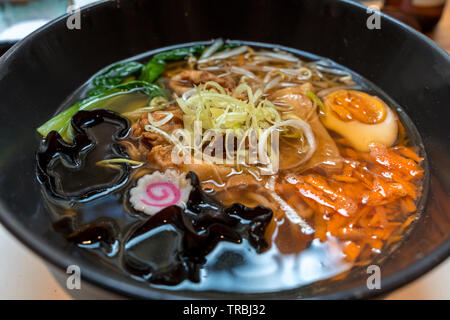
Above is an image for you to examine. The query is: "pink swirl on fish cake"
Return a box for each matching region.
[140,182,181,207]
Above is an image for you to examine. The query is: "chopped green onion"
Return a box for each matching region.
[96,158,143,168]
[306,90,325,112]
[176,82,281,137]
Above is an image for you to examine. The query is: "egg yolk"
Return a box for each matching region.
[324,90,386,124]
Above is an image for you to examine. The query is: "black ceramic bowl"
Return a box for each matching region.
[0,0,448,299]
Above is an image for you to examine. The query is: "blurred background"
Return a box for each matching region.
[0,0,95,54]
[0,0,448,53]
[0,0,448,300]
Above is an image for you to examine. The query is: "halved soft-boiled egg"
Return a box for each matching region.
[320,90,398,152]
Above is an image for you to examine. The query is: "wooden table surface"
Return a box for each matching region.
[428,1,450,53]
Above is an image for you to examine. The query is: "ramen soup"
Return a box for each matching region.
[36,41,425,293]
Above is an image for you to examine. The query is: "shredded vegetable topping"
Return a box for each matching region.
[96,158,144,168]
[176,81,282,136]
[278,143,424,263]
[139,81,318,170]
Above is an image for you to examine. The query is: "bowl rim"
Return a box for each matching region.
[0,0,449,299]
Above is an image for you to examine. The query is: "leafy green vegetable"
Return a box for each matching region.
[139,59,167,84]
[88,61,144,97]
[114,81,169,100]
[37,43,233,141]
[37,81,169,141]
[153,45,206,61]
[140,45,206,83]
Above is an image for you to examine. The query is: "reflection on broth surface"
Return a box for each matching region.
[36,41,426,293]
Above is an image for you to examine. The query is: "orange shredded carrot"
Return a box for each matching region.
[275,142,423,264]
[369,143,423,178]
[401,197,417,213]
[400,214,416,230]
[386,235,403,245]
[333,175,359,183]
[368,238,383,251]
[393,146,423,163]
[343,241,361,262]
[314,211,328,241]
